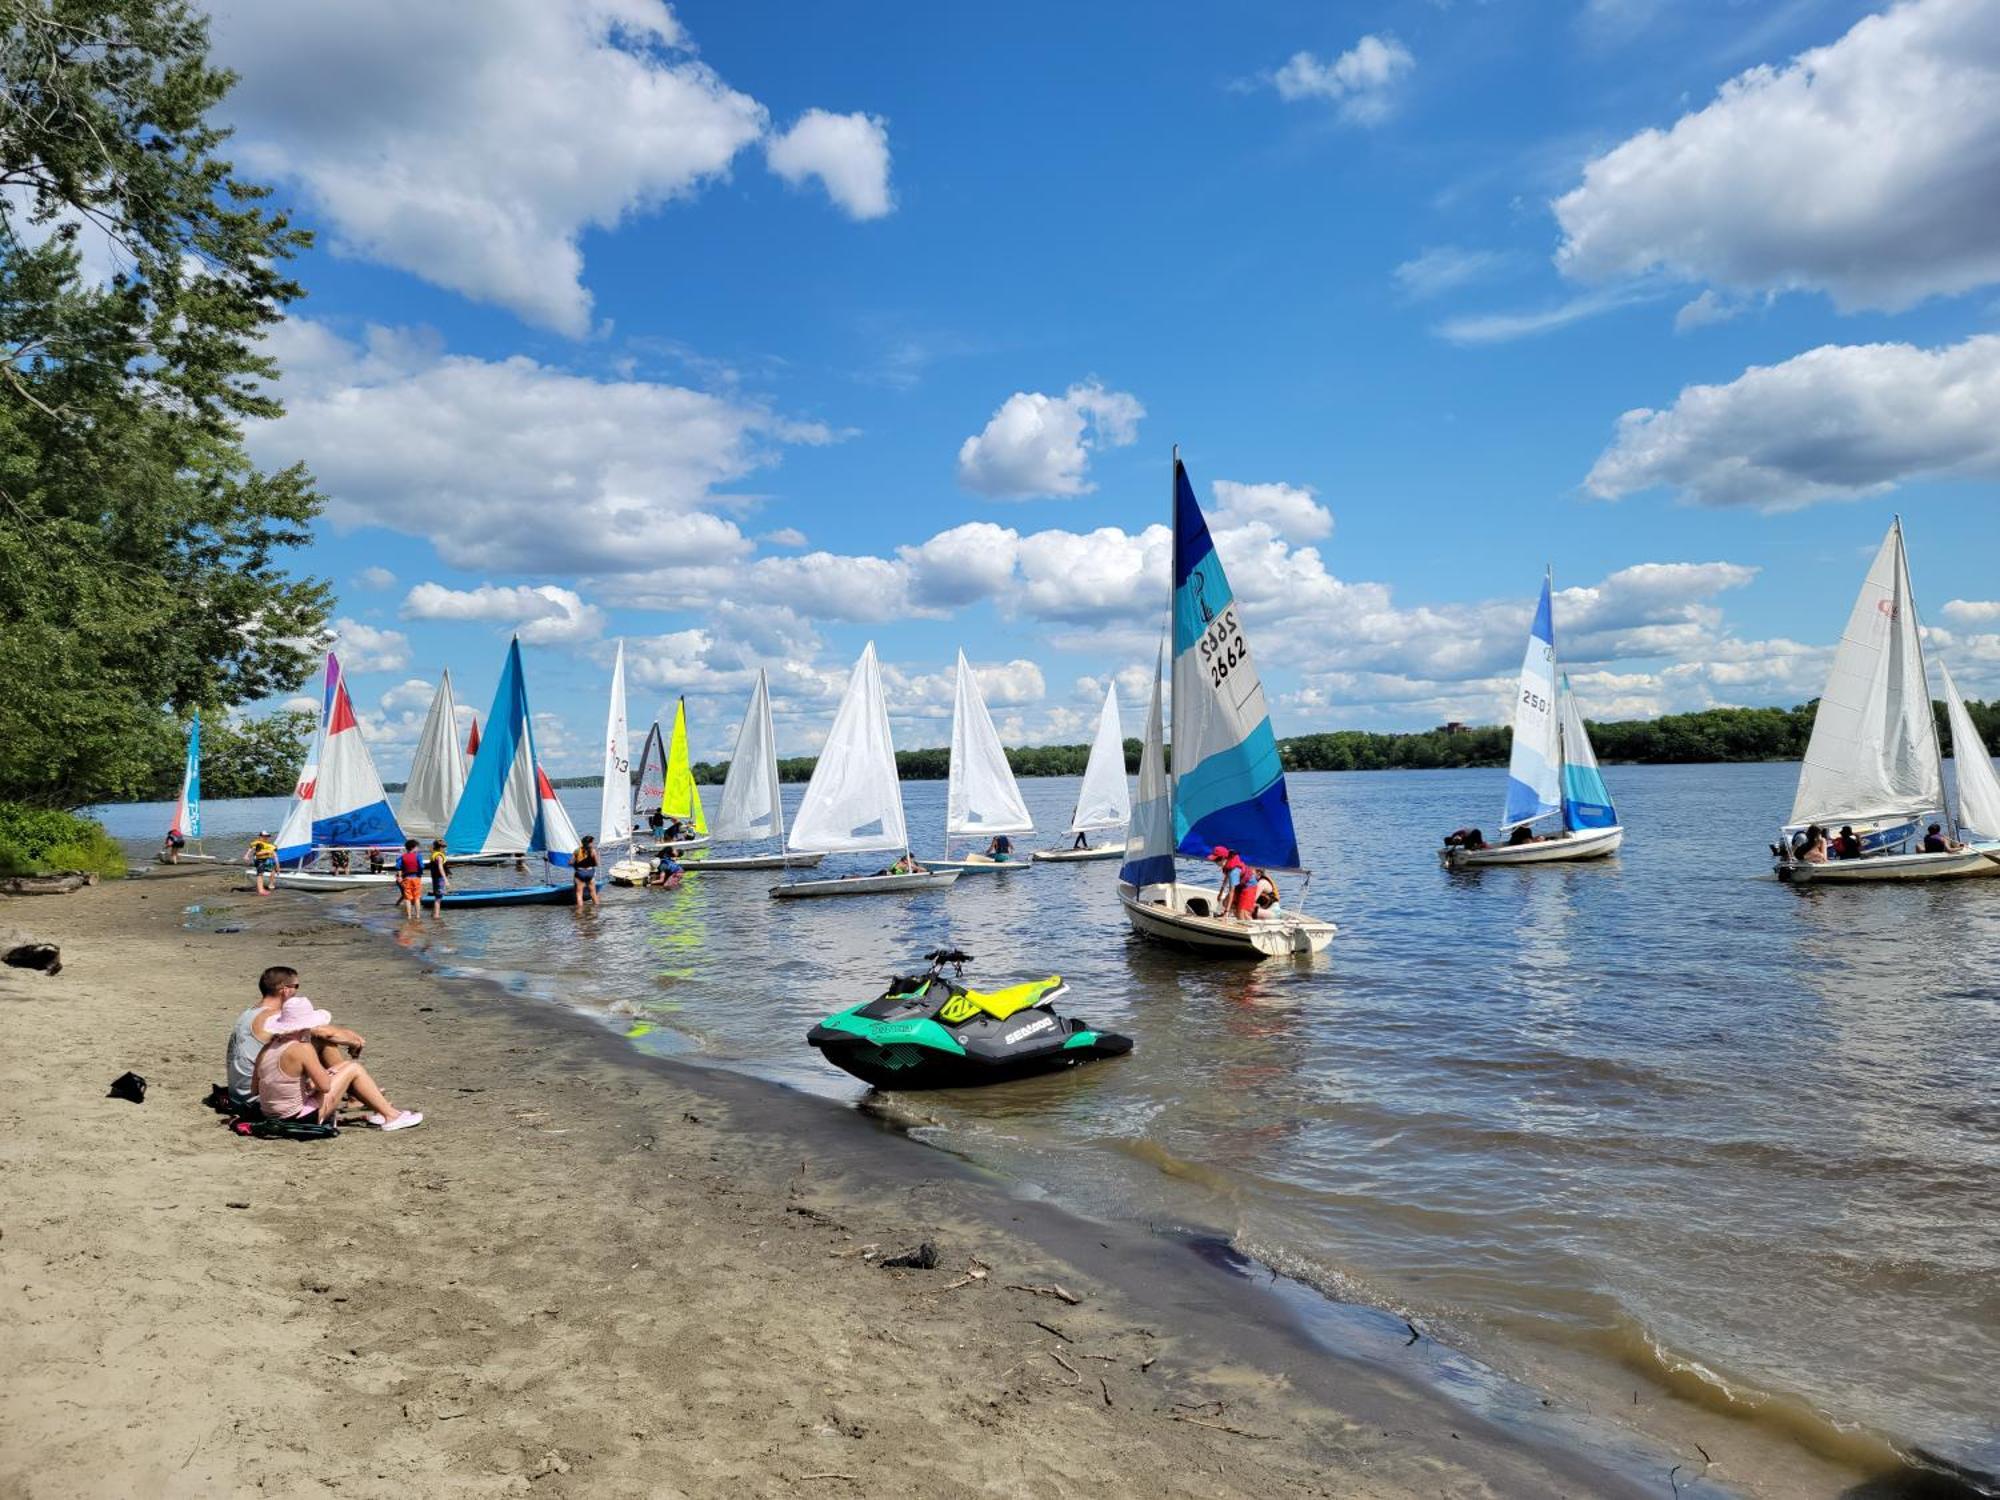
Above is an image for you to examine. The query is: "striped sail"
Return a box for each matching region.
[1119,643,1175,890]
[1503,575,1563,830]
[170,711,201,840]
[443,638,579,865]
[1558,675,1617,830]
[1169,458,1300,868]
[632,722,667,818]
[274,652,402,862]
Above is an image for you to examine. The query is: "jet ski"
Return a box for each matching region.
[807,948,1132,1090]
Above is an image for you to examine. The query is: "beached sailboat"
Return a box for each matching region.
[157,712,222,862]
[929,649,1035,872]
[1117,455,1335,957]
[656,697,711,851]
[771,642,960,898]
[684,669,823,871]
[1774,519,2000,883]
[1441,573,1624,868]
[397,670,466,843]
[273,653,407,890]
[437,638,584,906]
[1033,683,1131,862]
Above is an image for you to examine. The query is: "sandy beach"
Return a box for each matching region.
[3,876,1744,1498]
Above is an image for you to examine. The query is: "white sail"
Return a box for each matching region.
[1069,682,1131,834]
[598,642,633,846]
[1789,519,1943,829]
[1940,661,2000,840]
[946,649,1034,847]
[713,669,784,844]
[1502,574,1563,829]
[398,670,465,842]
[786,642,909,855]
[1118,644,1175,891]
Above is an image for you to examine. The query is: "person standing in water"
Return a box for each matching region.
[426,839,450,915]
[395,839,423,919]
[572,835,600,908]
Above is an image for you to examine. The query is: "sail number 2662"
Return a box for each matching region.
[1200,608,1247,686]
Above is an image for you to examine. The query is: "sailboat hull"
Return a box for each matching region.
[275,870,400,891]
[928,854,1033,872]
[1442,825,1625,867]
[1775,842,2000,883]
[685,852,824,871]
[1032,841,1129,863]
[1118,881,1334,958]
[770,871,960,899]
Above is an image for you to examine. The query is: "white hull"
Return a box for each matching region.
[1118,881,1334,958]
[275,871,400,891]
[1441,825,1625,867]
[1775,842,2000,883]
[1032,841,1129,863]
[929,854,1033,872]
[684,852,825,871]
[646,836,712,854]
[155,851,222,865]
[770,870,961,899]
[606,859,653,886]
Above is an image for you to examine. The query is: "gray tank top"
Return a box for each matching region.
[227,1005,265,1101]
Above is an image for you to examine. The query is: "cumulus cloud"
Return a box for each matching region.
[1585,334,2000,508]
[328,618,410,673]
[956,382,1145,498]
[1553,0,2000,312]
[1211,480,1333,540]
[899,522,1021,608]
[1942,599,2000,625]
[353,565,397,591]
[378,678,437,712]
[1271,35,1415,124]
[252,319,831,571]
[1673,290,1745,332]
[765,109,894,219]
[402,582,607,644]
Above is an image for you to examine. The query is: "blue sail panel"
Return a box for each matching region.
[312,800,404,850]
[444,640,533,856]
[1505,775,1559,827]
[1561,766,1617,830]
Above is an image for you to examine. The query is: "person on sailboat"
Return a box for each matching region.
[1507,826,1550,847]
[426,840,450,915]
[246,832,278,895]
[984,833,1015,862]
[647,809,665,840]
[1206,847,1257,921]
[882,851,927,876]
[162,827,186,864]
[1799,828,1829,864]
[1922,823,1965,854]
[1831,825,1863,860]
[329,848,351,875]
[1443,827,1486,851]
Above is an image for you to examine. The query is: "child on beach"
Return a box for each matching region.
[395,839,423,918]
[254,994,420,1131]
[245,832,278,894]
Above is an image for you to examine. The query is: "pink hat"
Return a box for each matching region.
[267,994,332,1034]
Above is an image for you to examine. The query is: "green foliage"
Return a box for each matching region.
[0,800,124,876]
[146,709,312,799]
[1282,725,1512,773]
[0,0,329,808]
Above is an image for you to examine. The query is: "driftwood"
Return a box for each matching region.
[1,872,96,896]
[1007,1282,1081,1305]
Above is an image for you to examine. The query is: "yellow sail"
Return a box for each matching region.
[664,697,708,834]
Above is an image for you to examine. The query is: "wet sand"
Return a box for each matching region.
[4,876,1751,1498]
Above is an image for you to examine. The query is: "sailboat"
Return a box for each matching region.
[929,649,1036,872]
[1117,454,1335,957]
[598,643,653,884]
[272,652,408,889]
[437,637,586,906]
[771,642,961,898]
[158,711,221,862]
[685,669,823,871]
[656,697,711,851]
[1441,572,1624,867]
[631,719,667,827]
[1773,518,2000,883]
[397,670,466,843]
[1033,682,1131,862]
[465,716,481,760]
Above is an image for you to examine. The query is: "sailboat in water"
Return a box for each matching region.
[1117,454,1335,957]
[273,652,407,889]
[930,649,1035,871]
[689,669,824,871]
[631,719,667,827]
[1033,682,1131,862]
[1774,518,2000,883]
[398,669,466,843]
[772,642,960,898]
[1442,572,1624,867]
[658,697,711,850]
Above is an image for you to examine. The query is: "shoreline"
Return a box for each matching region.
[0,876,1949,1497]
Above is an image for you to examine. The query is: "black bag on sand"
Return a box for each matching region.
[230,1117,338,1142]
[107,1071,146,1104]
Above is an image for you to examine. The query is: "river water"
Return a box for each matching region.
[98,761,2000,1494]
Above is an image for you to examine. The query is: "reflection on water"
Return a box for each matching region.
[101,765,1999,1488]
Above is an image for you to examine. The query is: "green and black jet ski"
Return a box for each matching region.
[808,948,1132,1090]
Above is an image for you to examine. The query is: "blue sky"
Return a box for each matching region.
[193,0,2000,774]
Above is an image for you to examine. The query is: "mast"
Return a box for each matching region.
[1168,444,1179,840]
[1549,564,1570,833]
[1899,515,1956,841]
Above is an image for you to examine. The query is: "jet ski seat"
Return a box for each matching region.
[937,976,1065,1024]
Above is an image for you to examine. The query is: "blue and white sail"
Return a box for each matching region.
[1557,676,1617,830]
[169,711,202,842]
[274,652,403,862]
[444,638,581,866]
[1502,574,1563,830]
[1168,459,1301,869]
[1120,643,1176,891]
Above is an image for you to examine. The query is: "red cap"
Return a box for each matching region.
[1206,846,1231,862]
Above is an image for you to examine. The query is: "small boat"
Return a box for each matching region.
[397,670,466,843]
[931,649,1036,873]
[277,869,398,891]
[159,712,222,861]
[928,853,1029,872]
[1117,454,1335,958]
[692,672,823,872]
[770,643,963,899]
[642,696,710,848]
[1774,521,2000,883]
[1442,572,1624,869]
[649,835,711,854]
[1034,682,1131,862]
[272,650,407,882]
[688,851,823,871]
[433,883,575,909]
[606,858,652,886]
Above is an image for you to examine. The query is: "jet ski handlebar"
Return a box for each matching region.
[923,947,972,972]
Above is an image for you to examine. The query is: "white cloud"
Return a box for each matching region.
[1672,290,1746,332]
[1436,285,1660,345]
[208,0,776,336]
[402,582,606,644]
[378,678,437,713]
[1553,0,2000,312]
[956,382,1145,498]
[1943,599,2000,624]
[253,318,831,572]
[899,522,1021,608]
[1585,334,2000,508]
[1015,524,1173,623]
[1271,36,1415,124]
[750,551,917,622]
[353,565,397,591]
[280,695,320,715]
[765,109,894,220]
[328,618,409,673]
[1393,246,1507,300]
[1211,480,1333,541]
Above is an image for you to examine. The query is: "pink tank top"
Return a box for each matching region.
[254,1040,321,1120]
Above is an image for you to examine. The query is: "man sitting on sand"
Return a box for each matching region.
[254,994,421,1131]
[226,965,367,1115]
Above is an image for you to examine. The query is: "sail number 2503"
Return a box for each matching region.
[1200,608,1247,686]
[1521,686,1550,715]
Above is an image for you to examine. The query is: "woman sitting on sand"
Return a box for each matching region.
[255,995,422,1131]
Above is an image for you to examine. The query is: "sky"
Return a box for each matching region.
[183,0,2000,775]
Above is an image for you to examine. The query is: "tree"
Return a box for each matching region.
[0,0,328,807]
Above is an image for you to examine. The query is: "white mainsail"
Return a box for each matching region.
[398,670,465,841]
[1502,573,1563,830]
[1940,661,2000,840]
[945,649,1034,850]
[787,642,909,855]
[713,668,784,844]
[1118,644,1175,892]
[1789,519,1943,829]
[1069,682,1131,835]
[598,642,633,846]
